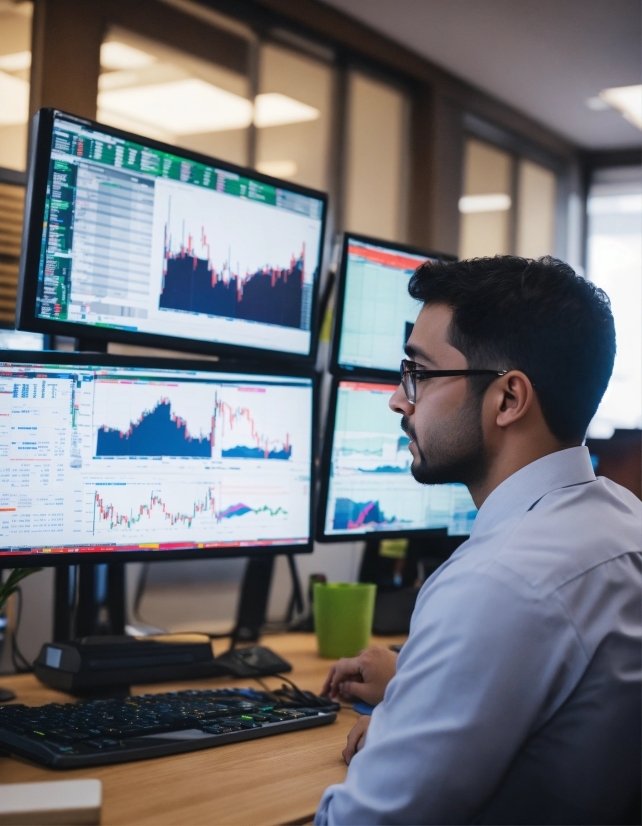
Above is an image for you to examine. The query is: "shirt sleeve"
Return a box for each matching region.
[314,564,587,825]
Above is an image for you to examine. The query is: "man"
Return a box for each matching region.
[315,256,641,825]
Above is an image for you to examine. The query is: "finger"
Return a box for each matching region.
[342,718,369,765]
[320,665,337,696]
[337,680,370,702]
[328,657,362,695]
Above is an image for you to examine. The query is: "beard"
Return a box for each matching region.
[401,391,488,488]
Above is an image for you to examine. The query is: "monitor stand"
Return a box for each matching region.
[53,564,125,642]
[232,554,304,645]
[53,339,124,642]
[76,337,108,354]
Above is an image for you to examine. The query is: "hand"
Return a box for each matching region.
[321,645,397,705]
[342,715,370,765]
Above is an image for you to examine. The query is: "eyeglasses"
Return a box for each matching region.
[400,359,508,404]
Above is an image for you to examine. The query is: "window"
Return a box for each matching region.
[0,181,24,323]
[0,1,32,172]
[459,139,512,258]
[344,72,409,242]
[586,167,642,438]
[255,43,333,191]
[97,27,252,167]
[516,159,556,258]
[459,138,557,259]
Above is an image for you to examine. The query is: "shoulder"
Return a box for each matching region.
[492,477,641,594]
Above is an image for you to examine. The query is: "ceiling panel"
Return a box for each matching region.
[320,0,641,149]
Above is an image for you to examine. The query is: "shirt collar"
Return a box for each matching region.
[470,446,597,537]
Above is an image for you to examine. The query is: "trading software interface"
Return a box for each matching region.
[337,239,432,373]
[0,362,313,555]
[324,381,477,537]
[34,115,325,356]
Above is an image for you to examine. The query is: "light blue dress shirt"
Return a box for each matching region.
[315,447,642,825]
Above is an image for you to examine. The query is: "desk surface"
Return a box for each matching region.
[0,633,404,826]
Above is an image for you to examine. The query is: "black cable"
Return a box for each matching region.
[11,587,32,674]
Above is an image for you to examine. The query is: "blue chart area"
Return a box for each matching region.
[332,498,406,531]
[96,399,211,458]
[159,228,307,330]
[356,436,410,473]
[222,445,292,460]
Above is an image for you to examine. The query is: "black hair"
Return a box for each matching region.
[407,255,615,444]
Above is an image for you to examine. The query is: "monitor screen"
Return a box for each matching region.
[18,109,326,361]
[332,234,454,376]
[0,328,46,351]
[0,354,314,563]
[318,379,477,540]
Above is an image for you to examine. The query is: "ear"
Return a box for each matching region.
[494,371,534,428]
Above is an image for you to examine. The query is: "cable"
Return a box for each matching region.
[11,587,32,674]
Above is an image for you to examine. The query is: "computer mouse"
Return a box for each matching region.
[214,645,293,677]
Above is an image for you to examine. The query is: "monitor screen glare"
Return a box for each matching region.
[323,380,477,537]
[33,114,325,357]
[0,330,46,351]
[0,361,313,556]
[337,238,432,373]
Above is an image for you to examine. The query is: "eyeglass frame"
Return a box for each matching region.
[400,359,508,404]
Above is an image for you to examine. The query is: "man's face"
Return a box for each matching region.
[389,303,488,487]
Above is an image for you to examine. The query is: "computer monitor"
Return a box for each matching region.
[317,377,477,542]
[17,109,327,363]
[330,233,455,378]
[0,324,48,351]
[0,352,315,566]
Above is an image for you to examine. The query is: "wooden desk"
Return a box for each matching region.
[0,633,404,826]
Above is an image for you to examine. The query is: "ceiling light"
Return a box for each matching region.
[458,193,512,214]
[98,78,253,134]
[599,84,642,130]
[254,93,319,128]
[97,109,174,143]
[256,159,298,179]
[0,71,29,126]
[0,51,31,72]
[100,41,157,71]
[585,96,610,111]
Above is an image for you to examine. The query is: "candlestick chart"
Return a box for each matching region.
[93,382,294,462]
[157,193,314,330]
[96,399,212,458]
[93,487,287,533]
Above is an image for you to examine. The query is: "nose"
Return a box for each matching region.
[389,384,414,416]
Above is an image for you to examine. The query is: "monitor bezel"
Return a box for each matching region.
[0,350,318,567]
[316,374,472,546]
[329,232,456,380]
[16,108,328,366]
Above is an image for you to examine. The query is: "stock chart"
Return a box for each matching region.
[36,115,325,357]
[324,381,477,537]
[337,239,430,373]
[0,362,313,556]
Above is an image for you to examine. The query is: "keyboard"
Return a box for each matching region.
[0,687,337,768]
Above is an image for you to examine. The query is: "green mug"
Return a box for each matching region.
[313,582,377,659]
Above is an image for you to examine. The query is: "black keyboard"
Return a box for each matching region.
[0,687,337,768]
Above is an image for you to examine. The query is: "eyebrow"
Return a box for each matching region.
[404,343,438,366]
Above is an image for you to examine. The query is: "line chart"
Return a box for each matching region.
[93,487,287,532]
